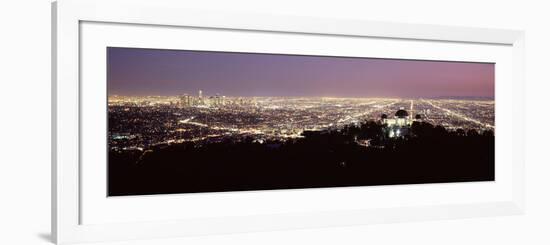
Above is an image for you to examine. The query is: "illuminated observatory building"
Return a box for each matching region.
[381,107,421,138]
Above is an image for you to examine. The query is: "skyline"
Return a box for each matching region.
[108,47,495,98]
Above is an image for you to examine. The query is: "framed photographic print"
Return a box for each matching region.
[52,0,525,244]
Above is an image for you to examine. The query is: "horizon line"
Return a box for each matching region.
[108,95,495,100]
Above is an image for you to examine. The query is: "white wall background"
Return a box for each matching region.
[0,0,548,244]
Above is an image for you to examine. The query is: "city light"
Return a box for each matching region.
[108,92,495,151]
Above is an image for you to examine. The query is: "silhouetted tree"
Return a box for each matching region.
[109,119,495,196]
[482,130,494,137]
[467,129,479,137]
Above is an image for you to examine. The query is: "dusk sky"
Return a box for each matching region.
[107,47,494,98]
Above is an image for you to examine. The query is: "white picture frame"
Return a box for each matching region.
[52,0,525,244]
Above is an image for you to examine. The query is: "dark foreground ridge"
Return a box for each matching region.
[108,121,494,196]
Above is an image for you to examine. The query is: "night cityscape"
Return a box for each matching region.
[108,94,494,151]
[107,47,495,196]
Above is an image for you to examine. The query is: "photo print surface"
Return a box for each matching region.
[107,47,495,196]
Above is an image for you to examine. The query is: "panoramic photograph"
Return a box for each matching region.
[107,47,495,196]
